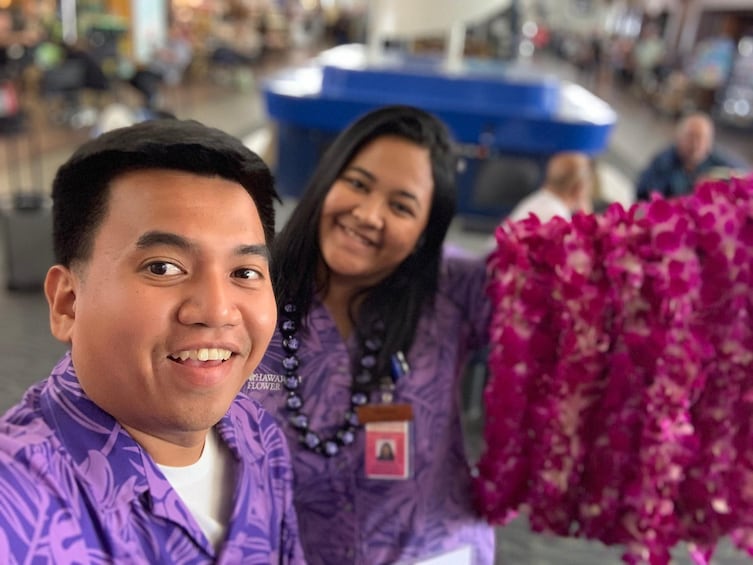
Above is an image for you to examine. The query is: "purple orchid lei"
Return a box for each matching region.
[474,176,753,564]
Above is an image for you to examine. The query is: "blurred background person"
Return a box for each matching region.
[507,151,594,223]
[129,21,193,110]
[636,112,748,200]
[631,21,666,101]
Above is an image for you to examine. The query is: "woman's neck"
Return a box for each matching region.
[321,280,362,340]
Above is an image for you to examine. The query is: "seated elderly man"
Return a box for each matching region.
[636,112,748,200]
[507,151,594,223]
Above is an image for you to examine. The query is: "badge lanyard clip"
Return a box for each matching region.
[380,351,409,404]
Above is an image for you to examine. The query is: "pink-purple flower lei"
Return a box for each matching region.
[474,176,753,564]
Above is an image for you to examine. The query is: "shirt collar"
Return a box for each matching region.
[40,353,151,500]
[40,352,248,466]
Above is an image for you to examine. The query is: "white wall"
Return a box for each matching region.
[131,0,168,64]
[538,0,614,37]
[367,0,512,39]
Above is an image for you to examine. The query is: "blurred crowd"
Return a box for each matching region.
[1,1,749,211]
[0,1,368,131]
[546,15,745,122]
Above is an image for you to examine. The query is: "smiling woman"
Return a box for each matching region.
[0,119,305,563]
[246,105,495,564]
[318,135,434,303]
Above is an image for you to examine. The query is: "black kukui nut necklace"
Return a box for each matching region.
[279,303,383,457]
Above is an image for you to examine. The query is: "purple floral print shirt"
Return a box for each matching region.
[0,353,305,564]
[247,248,495,564]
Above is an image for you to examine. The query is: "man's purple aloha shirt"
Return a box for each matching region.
[0,353,305,564]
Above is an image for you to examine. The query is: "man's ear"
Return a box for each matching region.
[45,264,79,344]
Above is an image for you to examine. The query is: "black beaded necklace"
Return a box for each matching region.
[279,303,384,457]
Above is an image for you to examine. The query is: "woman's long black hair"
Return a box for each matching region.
[272,105,457,382]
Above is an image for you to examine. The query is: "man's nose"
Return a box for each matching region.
[177,269,242,328]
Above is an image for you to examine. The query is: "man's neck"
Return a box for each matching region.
[122,423,207,466]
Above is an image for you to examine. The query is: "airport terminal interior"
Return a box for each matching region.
[2,0,753,563]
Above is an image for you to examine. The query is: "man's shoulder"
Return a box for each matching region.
[709,149,749,171]
[0,405,67,493]
[647,145,681,169]
[508,189,545,221]
[0,382,56,453]
[0,380,75,497]
[0,443,48,488]
[0,445,100,563]
[0,451,49,557]
[0,437,64,535]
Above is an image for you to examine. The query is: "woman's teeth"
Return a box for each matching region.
[343,226,374,246]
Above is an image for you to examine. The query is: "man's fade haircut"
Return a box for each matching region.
[51,118,278,267]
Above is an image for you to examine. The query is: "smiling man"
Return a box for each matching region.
[0,119,304,563]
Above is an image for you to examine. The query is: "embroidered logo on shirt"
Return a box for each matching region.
[247,373,285,391]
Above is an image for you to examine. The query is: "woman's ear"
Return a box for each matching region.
[45,264,78,344]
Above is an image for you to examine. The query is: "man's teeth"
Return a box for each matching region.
[171,349,232,362]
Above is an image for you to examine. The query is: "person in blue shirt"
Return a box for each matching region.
[636,112,747,200]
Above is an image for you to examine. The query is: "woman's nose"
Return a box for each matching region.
[352,196,385,229]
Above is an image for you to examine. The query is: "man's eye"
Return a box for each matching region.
[233,268,262,280]
[147,262,183,276]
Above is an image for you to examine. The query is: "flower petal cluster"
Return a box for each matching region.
[474,176,753,564]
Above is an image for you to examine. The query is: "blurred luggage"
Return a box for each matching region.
[0,80,19,118]
[0,110,54,291]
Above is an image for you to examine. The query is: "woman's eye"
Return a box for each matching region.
[345,177,367,190]
[391,201,415,217]
[146,261,183,276]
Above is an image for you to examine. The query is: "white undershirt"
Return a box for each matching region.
[157,428,235,551]
[508,188,573,223]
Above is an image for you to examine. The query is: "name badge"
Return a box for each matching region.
[360,352,414,480]
[363,420,412,480]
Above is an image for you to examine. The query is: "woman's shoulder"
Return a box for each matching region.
[439,244,488,286]
[436,244,490,312]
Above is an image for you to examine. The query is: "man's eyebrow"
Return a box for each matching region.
[136,231,192,251]
[136,231,270,260]
[235,244,270,261]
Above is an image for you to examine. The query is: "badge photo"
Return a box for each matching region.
[364,420,411,480]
